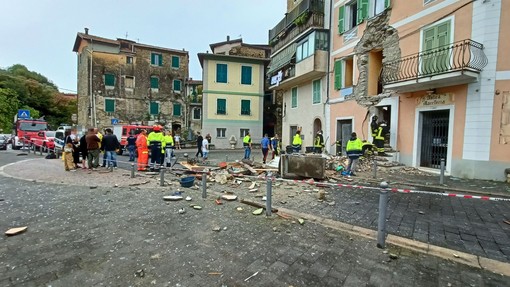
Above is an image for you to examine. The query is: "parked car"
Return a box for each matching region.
[0,135,8,150]
[31,130,56,150]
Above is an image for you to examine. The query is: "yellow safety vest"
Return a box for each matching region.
[292,134,302,145]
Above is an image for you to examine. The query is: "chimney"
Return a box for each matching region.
[84,28,89,35]
[227,35,230,41]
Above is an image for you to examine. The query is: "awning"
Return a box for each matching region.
[267,43,296,75]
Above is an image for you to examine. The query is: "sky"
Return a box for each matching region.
[0,0,287,93]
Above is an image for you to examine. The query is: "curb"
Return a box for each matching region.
[277,207,510,277]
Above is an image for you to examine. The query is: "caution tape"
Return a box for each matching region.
[239,174,510,202]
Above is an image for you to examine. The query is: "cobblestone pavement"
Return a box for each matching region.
[1,173,509,286]
[1,149,510,286]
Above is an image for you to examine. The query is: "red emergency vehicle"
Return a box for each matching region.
[13,119,49,150]
[113,125,153,155]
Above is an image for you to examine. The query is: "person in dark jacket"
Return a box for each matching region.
[195,131,203,158]
[102,128,120,168]
[126,132,137,162]
[79,134,88,169]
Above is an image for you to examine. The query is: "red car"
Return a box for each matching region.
[31,130,56,151]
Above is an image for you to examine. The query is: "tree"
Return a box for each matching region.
[0,88,19,132]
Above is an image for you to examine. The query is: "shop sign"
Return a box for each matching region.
[417,93,454,106]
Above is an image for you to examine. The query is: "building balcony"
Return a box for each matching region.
[381,39,488,93]
[269,0,324,53]
[269,50,328,90]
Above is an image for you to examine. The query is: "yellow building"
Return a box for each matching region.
[198,38,270,149]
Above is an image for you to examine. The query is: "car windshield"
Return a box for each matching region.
[46,131,56,137]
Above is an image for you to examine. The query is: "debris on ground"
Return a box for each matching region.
[252,208,264,215]
[212,226,221,232]
[193,205,202,210]
[5,226,28,236]
[163,195,183,201]
[221,194,237,201]
[298,218,305,225]
[389,253,398,260]
[134,269,145,277]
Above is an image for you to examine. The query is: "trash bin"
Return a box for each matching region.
[286,145,293,154]
[305,146,314,153]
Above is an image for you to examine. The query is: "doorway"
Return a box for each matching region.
[420,110,450,169]
[313,118,322,136]
[336,119,352,156]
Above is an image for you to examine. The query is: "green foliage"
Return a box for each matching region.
[0,88,19,132]
[293,12,310,26]
[0,64,76,129]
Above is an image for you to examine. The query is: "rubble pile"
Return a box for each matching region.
[325,155,402,173]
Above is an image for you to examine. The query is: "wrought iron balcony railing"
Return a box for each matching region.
[381,39,487,85]
[268,0,324,43]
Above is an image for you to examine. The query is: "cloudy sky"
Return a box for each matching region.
[0,0,286,93]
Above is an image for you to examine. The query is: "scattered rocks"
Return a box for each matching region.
[389,253,398,260]
[134,269,145,277]
[212,226,221,232]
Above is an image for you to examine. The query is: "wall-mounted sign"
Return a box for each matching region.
[417,93,454,107]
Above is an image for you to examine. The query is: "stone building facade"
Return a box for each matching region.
[73,29,189,130]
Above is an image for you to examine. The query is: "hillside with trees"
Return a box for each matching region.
[0,64,76,132]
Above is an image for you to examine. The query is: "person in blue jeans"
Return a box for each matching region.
[126,132,137,162]
[261,134,270,164]
[243,132,252,160]
[102,128,120,168]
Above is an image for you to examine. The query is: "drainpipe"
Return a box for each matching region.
[324,0,333,152]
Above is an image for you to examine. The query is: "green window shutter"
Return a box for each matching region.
[436,21,450,47]
[105,99,115,112]
[241,66,252,85]
[241,100,250,115]
[150,77,159,89]
[104,74,115,86]
[151,53,156,65]
[173,79,181,91]
[150,101,159,115]
[313,80,321,104]
[334,60,342,90]
[357,0,369,24]
[385,0,391,9]
[173,103,181,116]
[216,64,227,83]
[158,54,163,66]
[291,87,298,108]
[171,56,179,68]
[338,6,345,34]
[436,21,451,72]
[217,99,226,114]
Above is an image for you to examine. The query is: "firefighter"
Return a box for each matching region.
[374,123,386,156]
[136,129,149,171]
[147,125,166,171]
[345,132,363,176]
[370,115,379,144]
[313,130,324,154]
[163,130,175,167]
[292,127,302,153]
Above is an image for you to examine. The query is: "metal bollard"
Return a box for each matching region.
[131,163,135,178]
[159,168,165,186]
[372,159,377,179]
[377,181,389,249]
[266,173,272,216]
[226,155,228,162]
[202,170,207,198]
[439,158,445,185]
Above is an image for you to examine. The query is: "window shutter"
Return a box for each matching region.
[105,74,115,86]
[217,99,226,114]
[241,66,252,85]
[385,0,391,9]
[241,100,250,115]
[174,80,181,91]
[158,54,163,66]
[216,64,228,83]
[338,6,345,34]
[105,99,115,112]
[150,102,159,115]
[173,103,181,116]
[172,56,179,68]
[151,53,155,65]
[334,60,342,90]
[150,77,159,89]
[436,21,450,47]
[357,0,369,24]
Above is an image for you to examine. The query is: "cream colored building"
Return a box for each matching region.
[329,0,509,180]
[267,0,331,152]
[198,38,270,149]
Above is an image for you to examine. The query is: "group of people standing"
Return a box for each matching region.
[194,131,210,163]
[132,126,178,172]
[63,127,121,171]
[242,132,281,164]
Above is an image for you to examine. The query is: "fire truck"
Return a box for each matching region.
[112,125,153,155]
[12,118,49,150]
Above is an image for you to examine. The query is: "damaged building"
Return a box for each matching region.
[73,29,189,130]
[329,0,510,181]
